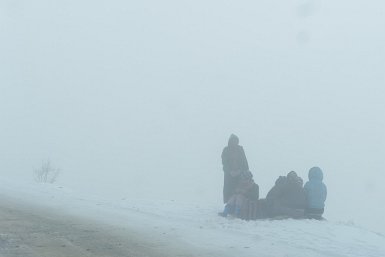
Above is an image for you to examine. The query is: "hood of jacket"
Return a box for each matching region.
[228,134,239,147]
[308,167,324,182]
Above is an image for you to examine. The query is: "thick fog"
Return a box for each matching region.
[1,1,385,232]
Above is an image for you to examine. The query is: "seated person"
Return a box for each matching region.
[219,170,259,217]
[304,167,327,220]
[265,171,306,219]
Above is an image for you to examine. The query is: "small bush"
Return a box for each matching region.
[34,160,60,183]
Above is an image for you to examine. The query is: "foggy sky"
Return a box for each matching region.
[1,1,385,232]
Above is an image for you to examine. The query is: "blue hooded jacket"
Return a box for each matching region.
[304,167,327,209]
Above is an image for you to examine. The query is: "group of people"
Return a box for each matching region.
[219,134,327,220]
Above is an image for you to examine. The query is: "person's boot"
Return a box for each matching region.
[218,204,233,217]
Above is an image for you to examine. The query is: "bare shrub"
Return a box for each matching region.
[34,160,60,183]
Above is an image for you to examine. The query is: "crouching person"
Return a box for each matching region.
[219,170,259,218]
[266,171,306,219]
[304,167,327,220]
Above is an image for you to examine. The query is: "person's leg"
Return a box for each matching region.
[218,203,235,217]
[223,172,240,203]
[223,172,231,203]
[219,195,236,217]
[234,194,244,217]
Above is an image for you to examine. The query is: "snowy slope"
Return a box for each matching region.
[0,178,384,257]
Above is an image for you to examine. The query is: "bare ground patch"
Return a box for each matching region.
[0,198,195,257]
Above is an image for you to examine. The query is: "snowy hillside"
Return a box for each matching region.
[1,178,384,257]
[1,1,385,256]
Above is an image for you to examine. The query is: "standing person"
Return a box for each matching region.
[221,134,249,203]
[304,167,327,220]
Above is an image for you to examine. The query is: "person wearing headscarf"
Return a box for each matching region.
[221,134,249,203]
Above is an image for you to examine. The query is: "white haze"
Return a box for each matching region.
[1,0,384,233]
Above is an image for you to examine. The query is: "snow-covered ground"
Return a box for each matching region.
[1,178,384,257]
[2,1,385,256]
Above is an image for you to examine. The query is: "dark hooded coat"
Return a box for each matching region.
[265,172,306,219]
[221,134,249,203]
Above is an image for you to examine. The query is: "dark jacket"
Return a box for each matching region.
[234,170,259,200]
[221,135,249,174]
[266,174,306,218]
